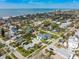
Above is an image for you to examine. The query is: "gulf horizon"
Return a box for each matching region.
[0,8,62,17]
[0,8,78,17]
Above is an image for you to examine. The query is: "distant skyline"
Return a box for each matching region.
[0,0,79,9]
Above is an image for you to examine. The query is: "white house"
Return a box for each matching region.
[68,36,79,50]
[75,29,79,37]
[0,55,5,59]
[68,36,79,59]
[9,25,17,37]
[36,34,43,40]
[9,26,15,37]
[32,38,41,44]
[23,43,34,50]
[60,22,71,29]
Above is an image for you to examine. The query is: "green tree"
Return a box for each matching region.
[51,23,59,29]
[1,28,5,37]
[43,20,51,26]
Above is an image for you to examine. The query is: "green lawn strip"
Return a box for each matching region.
[0,43,5,48]
[27,45,47,58]
[39,29,60,39]
[48,41,52,45]
[41,39,47,43]
[39,29,55,35]
[41,39,52,45]
[10,42,20,48]
[17,47,29,57]
[17,44,41,57]
[6,55,12,59]
[10,53,18,59]
[39,29,60,38]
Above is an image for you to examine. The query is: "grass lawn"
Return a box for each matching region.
[17,44,41,57]
[0,49,6,57]
[17,47,29,57]
[11,53,18,59]
[39,29,59,38]
[27,45,47,57]
[41,39,47,43]
[0,43,5,48]
[10,42,20,48]
[6,55,12,59]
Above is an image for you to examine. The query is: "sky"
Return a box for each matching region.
[0,0,79,9]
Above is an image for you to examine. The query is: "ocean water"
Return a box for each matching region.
[0,9,55,17]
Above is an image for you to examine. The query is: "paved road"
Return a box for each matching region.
[27,38,60,59]
[6,40,25,59]
[0,29,69,59]
[48,44,71,59]
[13,51,25,59]
[0,38,25,59]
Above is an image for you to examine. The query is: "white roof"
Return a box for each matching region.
[75,29,79,37]
[24,43,34,50]
[68,36,78,43]
[73,55,79,59]
[68,36,79,48]
[3,16,9,19]
[32,38,41,43]
[60,22,71,28]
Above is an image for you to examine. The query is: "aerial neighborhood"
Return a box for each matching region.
[0,10,79,59]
